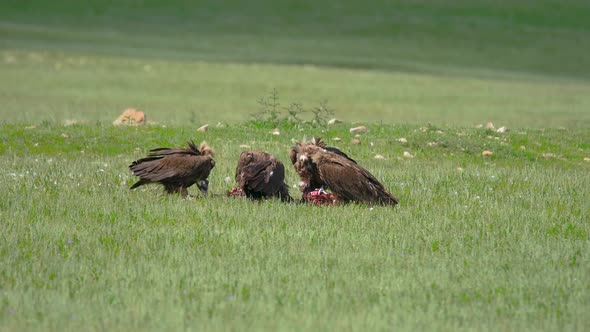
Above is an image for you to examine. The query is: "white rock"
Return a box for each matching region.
[374,154,385,160]
[403,151,414,158]
[349,126,367,133]
[397,137,407,143]
[197,124,209,132]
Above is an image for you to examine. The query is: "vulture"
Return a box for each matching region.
[129,141,215,197]
[233,150,292,202]
[290,137,355,196]
[290,137,398,206]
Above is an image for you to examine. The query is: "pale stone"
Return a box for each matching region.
[349,126,367,133]
[328,118,341,125]
[485,122,495,130]
[397,137,407,143]
[482,150,493,156]
[197,124,209,132]
[403,151,415,158]
[374,154,385,160]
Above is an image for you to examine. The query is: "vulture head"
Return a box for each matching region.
[196,179,209,196]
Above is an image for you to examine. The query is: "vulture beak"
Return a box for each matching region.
[197,180,209,196]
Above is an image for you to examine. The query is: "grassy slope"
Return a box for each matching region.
[1,0,590,127]
[0,124,589,331]
[1,51,589,128]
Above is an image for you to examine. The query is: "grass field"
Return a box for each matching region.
[1,1,590,331]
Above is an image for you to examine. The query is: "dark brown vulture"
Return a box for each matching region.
[233,150,292,202]
[291,137,398,206]
[129,141,215,197]
[290,137,355,196]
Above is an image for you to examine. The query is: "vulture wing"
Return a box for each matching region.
[314,152,398,205]
[240,160,284,194]
[236,150,292,201]
[129,141,215,196]
[130,154,213,185]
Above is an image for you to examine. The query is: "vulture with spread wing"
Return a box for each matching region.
[129,141,215,197]
[291,137,398,206]
[233,150,292,202]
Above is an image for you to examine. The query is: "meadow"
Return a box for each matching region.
[1,1,590,331]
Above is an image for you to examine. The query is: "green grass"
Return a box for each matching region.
[1,50,590,128]
[1,1,590,330]
[1,124,589,331]
[2,0,590,127]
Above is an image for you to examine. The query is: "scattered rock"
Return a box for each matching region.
[485,122,495,130]
[475,124,483,129]
[351,139,361,145]
[403,151,414,158]
[113,108,146,126]
[542,153,556,158]
[370,142,374,147]
[482,150,493,156]
[584,157,590,162]
[397,137,407,143]
[25,125,37,130]
[239,144,251,149]
[349,126,367,133]
[64,119,80,126]
[271,129,280,136]
[60,133,69,138]
[435,130,444,134]
[332,137,342,141]
[328,118,341,125]
[519,146,526,150]
[427,142,438,147]
[496,126,508,133]
[354,134,361,138]
[216,122,225,128]
[374,154,385,160]
[457,167,464,172]
[197,124,209,132]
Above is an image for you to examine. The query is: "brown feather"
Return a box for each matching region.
[291,138,398,206]
[290,137,355,195]
[235,150,292,202]
[129,141,215,197]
